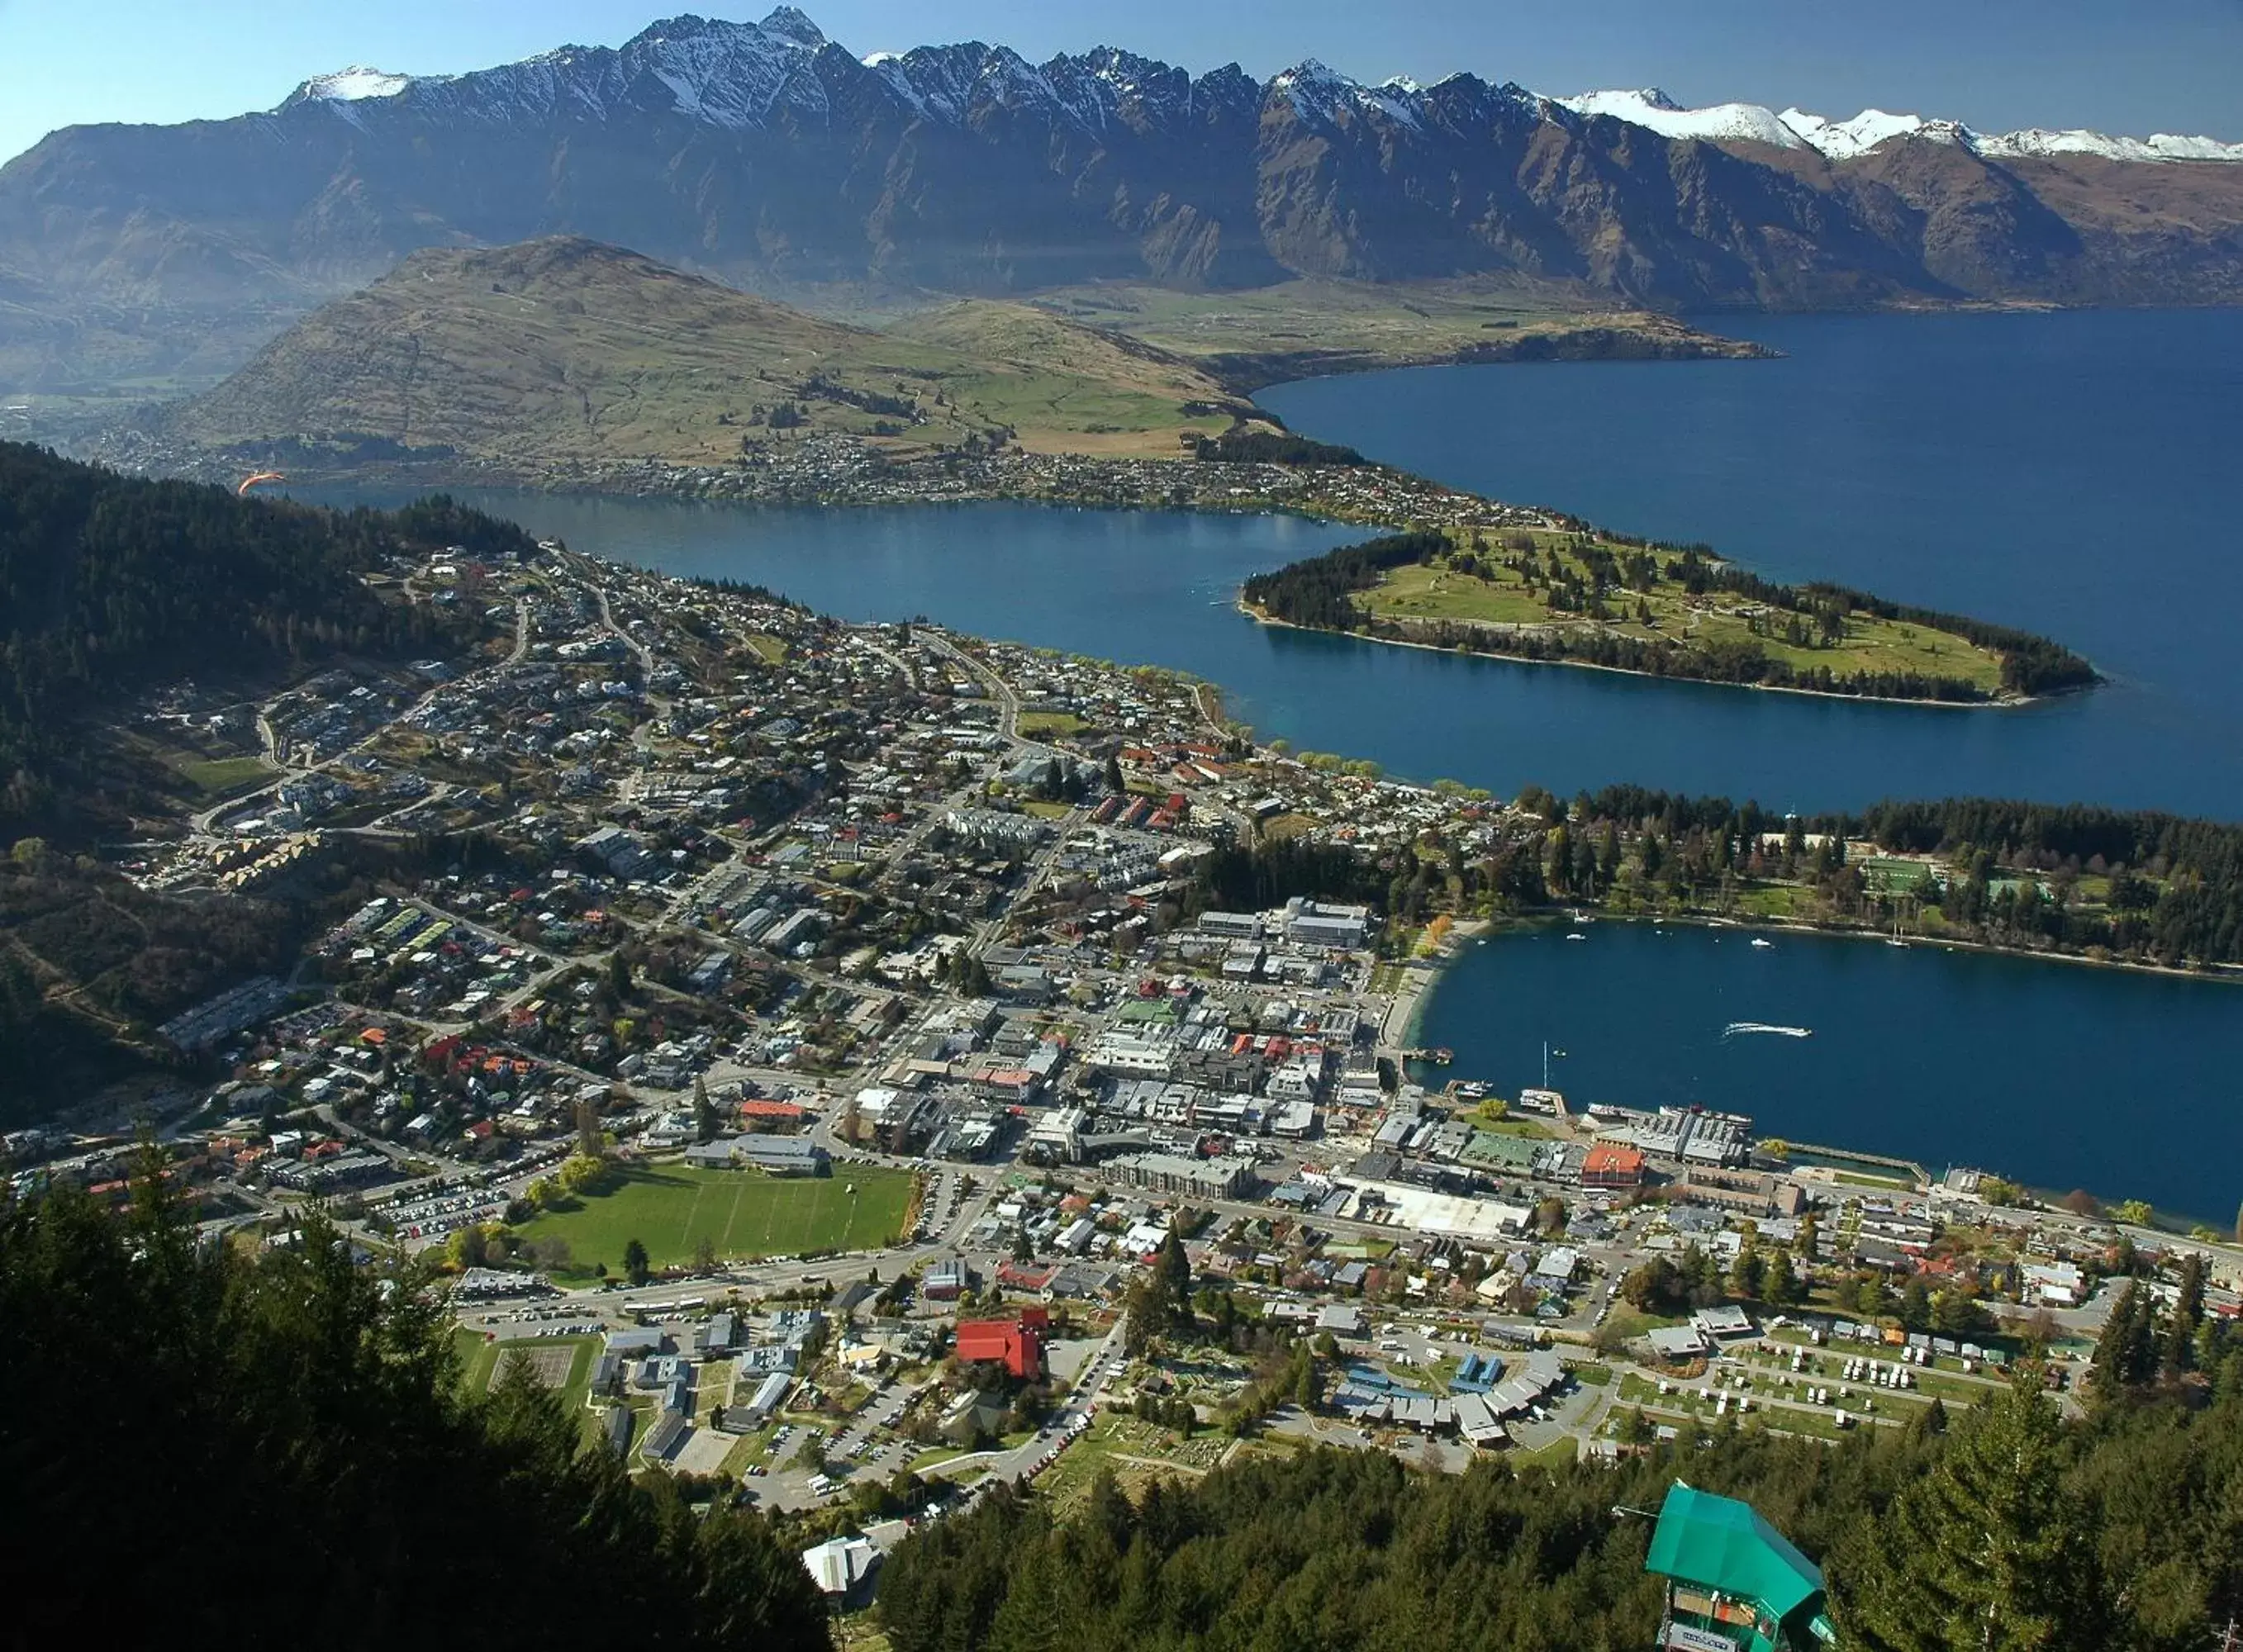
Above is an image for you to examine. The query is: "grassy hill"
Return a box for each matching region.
[169,238,1275,469]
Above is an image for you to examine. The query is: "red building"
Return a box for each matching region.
[1582,1142,1648,1189]
[954,1308,1051,1379]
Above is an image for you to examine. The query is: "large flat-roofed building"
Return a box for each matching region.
[1107,1151,1257,1201]
[1283,899,1372,951]
[923,1258,971,1300]
[1680,1166,1803,1218]
[1025,1106,1086,1163]
[682,1135,828,1176]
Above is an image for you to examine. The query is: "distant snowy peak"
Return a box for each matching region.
[288,67,416,105]
[274,15,2241,166]
[1775,107,1928,161]
[1973,127,2243,164]
[1564,86,2241,164]
[1556,88,1803,150]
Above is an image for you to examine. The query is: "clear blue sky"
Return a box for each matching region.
[2,0,2238,165]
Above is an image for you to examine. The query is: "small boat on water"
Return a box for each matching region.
[1751,937,1774,949]
[1566,932,1587,942]
[1723,1022,1813,1040]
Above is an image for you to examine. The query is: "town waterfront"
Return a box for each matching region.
[1409,921,2242,1223]
[306,307,2243,1213]
[328,307,2243,817]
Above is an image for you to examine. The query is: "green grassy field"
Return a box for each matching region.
[171,754,275,798]
[459,1332,603,1431]
[516,1163,917,1278]
[1357,548,2008,693]
[1014,710,1089,738]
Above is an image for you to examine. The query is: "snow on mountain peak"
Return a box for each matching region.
[1557,88,1803,150]
[1972,126,2243,164]
[292,67,414,104]
[758,7,827,48]
[1271,59,1437,126]
[1775,107,1927,159]
[265,19,2243,168]
[1571,86,2241,166]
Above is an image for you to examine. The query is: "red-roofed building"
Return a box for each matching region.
[1583,1142,1648,1189]
[953,1308,1050,1379]
[739,1099,807,1123]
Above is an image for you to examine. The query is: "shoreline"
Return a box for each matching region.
[1471,904,2241,987]
[1237,599,2042,712]
[1395,909,2238,1220]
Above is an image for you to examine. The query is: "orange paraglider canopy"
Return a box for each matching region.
[236,472,286,496]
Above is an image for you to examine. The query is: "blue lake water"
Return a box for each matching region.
[1410,922,2241,1224]
[306,308,2243,1211]
[355,311,2243,819]
[1261,307,2243,819]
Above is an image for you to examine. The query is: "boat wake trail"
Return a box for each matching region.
[1723,1022,1813,1040]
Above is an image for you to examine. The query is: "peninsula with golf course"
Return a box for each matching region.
[1239,526,2100,705]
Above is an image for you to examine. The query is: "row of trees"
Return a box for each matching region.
[882,1359,2243,1652]
[1238,530,1448,631]
[1189,429,1366,467]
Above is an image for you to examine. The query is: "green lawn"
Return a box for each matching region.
[173,754,276,798]
[459,1333,604,1430]
[516,1162,918,1279]
[1015,710,1088,738]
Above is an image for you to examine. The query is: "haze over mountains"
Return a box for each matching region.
[2,7,2241,396]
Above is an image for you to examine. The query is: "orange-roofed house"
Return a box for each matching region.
[1583,1143,1648,1189]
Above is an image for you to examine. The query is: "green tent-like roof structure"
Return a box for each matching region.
[1645,1483,1827,1625]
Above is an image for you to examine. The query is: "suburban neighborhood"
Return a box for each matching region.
[9,525,2225,1616]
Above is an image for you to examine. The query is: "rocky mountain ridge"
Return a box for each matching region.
[3,8,2241,395]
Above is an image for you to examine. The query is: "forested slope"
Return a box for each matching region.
[2,1176,833,1649]
[0,442,525,827]
[882,1365,2243,1652]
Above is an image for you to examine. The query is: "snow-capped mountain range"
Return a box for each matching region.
[1555,88,2243,166]
[279,11,2240,169]
[5,4,2243,400]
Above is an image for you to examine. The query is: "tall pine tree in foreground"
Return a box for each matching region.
[0,1164,830,1649]
[1837,1377,2109,1650]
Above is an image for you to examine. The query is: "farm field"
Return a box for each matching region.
[516,1163,918,1278]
